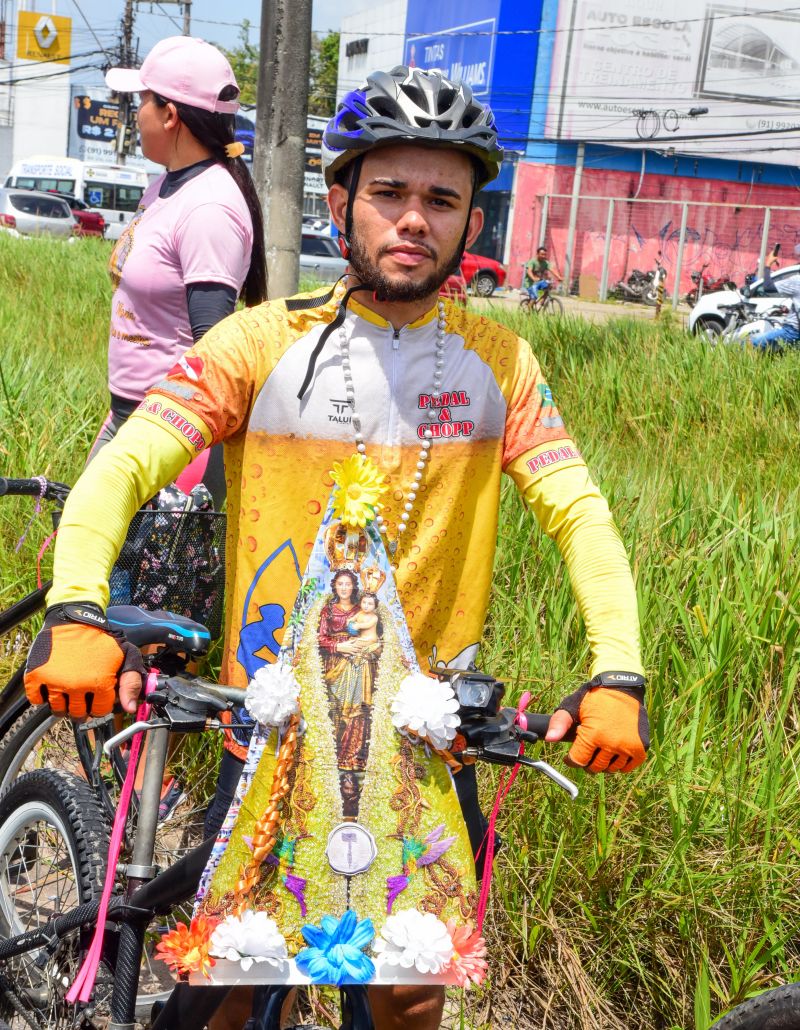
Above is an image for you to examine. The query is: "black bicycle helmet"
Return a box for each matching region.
[322,65,503,189]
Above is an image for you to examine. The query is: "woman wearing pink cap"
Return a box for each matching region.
[91,36,266,505]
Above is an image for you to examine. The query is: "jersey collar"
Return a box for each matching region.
[348,295,439,332]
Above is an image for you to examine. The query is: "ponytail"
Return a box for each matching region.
[154,88,268,305]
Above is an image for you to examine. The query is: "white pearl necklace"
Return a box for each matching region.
[338,300,447,557]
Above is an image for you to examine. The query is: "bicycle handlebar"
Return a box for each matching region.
[520,713,551,738]
[0,476,71,503]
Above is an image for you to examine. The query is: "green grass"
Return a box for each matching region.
[2,238,800,1028]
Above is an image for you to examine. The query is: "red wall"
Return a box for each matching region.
[508,161,800,295]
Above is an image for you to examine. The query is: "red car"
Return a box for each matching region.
[439,269,467,305]
[460,250,507,296]
[48,191,106,237]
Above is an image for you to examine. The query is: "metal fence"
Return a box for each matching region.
[533,193,800,308]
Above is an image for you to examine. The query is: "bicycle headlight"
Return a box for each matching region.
[453,677,494,709]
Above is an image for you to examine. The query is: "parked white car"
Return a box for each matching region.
[0,187,77,239]
[299,232,347,282]
[688,264,800,336]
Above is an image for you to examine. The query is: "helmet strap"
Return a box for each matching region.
[454,181,478,268]
[339,154,365,260]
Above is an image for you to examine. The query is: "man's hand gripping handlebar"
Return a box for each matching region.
[24,603,145,719]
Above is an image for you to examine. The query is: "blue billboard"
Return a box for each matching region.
[404,0,543,157]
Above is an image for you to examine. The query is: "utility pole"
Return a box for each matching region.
[182,0,191,35]
[254,0,312,298]
[115,0,136,164]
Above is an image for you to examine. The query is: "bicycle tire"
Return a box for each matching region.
[0,706,66,792]
[0,770,107,1029]
[711,983,800,1029]
[544,295,564,315]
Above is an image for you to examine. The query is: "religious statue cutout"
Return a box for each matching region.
[161,456,487,990]
[319,571,384,820]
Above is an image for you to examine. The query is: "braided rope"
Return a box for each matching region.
[234,713,300,904]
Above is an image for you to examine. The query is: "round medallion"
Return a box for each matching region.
[325,822,377,875]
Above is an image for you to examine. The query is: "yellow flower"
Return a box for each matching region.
[330,453,387,527]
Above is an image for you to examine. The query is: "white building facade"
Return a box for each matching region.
[336,0,408,104]
[0,2,71,180]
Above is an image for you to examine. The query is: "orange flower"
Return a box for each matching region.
[445,919,488,988]
[154,915,218,978]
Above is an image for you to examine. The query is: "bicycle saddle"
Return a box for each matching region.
[107,605,211,657]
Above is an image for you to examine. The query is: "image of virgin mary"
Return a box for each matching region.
[318,569,383,817]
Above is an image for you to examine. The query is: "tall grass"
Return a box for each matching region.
[1,239,799,1027]
[480,307,800,1029]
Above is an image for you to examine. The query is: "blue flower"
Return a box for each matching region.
[295,910,375,985]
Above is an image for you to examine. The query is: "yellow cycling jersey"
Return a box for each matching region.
[50,286,642,747]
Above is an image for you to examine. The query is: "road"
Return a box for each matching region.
[473,289,691,328]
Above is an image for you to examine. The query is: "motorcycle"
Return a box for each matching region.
[642,254,667,306]
[709,299,789,345]
[613,253,666,305]
[685,263,738,307]
[613,267,654,303]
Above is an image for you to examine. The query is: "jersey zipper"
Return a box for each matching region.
[382,326,402,469]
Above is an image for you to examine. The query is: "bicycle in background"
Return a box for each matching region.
[519,282,564,316]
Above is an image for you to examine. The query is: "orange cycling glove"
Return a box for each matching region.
[556,672,648,773]
[24,603,145,719]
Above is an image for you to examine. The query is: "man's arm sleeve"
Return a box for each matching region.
[47,412,211,610]
[507,458,643,677]
[501,337,642,677]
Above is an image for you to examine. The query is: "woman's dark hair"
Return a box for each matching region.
[331,569,360,605]
[153,86,267,305]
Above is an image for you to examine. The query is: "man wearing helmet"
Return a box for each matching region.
[25,67,647,1029]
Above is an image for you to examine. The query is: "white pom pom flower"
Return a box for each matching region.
[209,911,289,972]
[391,673,459,750]
[245,662,300,728]
[374,909,454,975]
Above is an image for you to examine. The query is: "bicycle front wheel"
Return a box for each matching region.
[0,770,107,1029]
[543,295,564,315]
[711,984,800,1029]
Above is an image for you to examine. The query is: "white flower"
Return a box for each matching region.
[245,662,300,728]
[374,909,454,975]
[209,911,289,972]
[391,673,459,750]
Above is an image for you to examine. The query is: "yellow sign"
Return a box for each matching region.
[16,11,72,65]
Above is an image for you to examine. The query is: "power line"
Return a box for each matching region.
[2,62,104,87]
[69,0,116,60]
[152,1,183,32]
[144,3,800,37]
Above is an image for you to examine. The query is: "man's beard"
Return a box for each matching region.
[347,232,464,302]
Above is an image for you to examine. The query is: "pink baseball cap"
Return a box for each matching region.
[105,36,240,114]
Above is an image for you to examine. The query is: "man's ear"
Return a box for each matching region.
[465,205,484,250]
[328,183,348,235]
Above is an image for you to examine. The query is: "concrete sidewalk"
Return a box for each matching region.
[472,289,691,328]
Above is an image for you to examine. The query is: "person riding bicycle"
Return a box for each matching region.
[749,244,800,353]
[24,66,648,1030]
[523,246,556,300]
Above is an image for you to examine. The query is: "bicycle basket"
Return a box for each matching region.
[109,510,226,639]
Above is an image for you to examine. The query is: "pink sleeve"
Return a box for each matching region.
[173,201,253,290]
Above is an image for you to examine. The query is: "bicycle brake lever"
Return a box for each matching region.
[462,742,579,800]
[103,720,169,754]
[525,759,579,799]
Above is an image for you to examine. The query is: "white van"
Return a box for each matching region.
[4,155,148,240]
